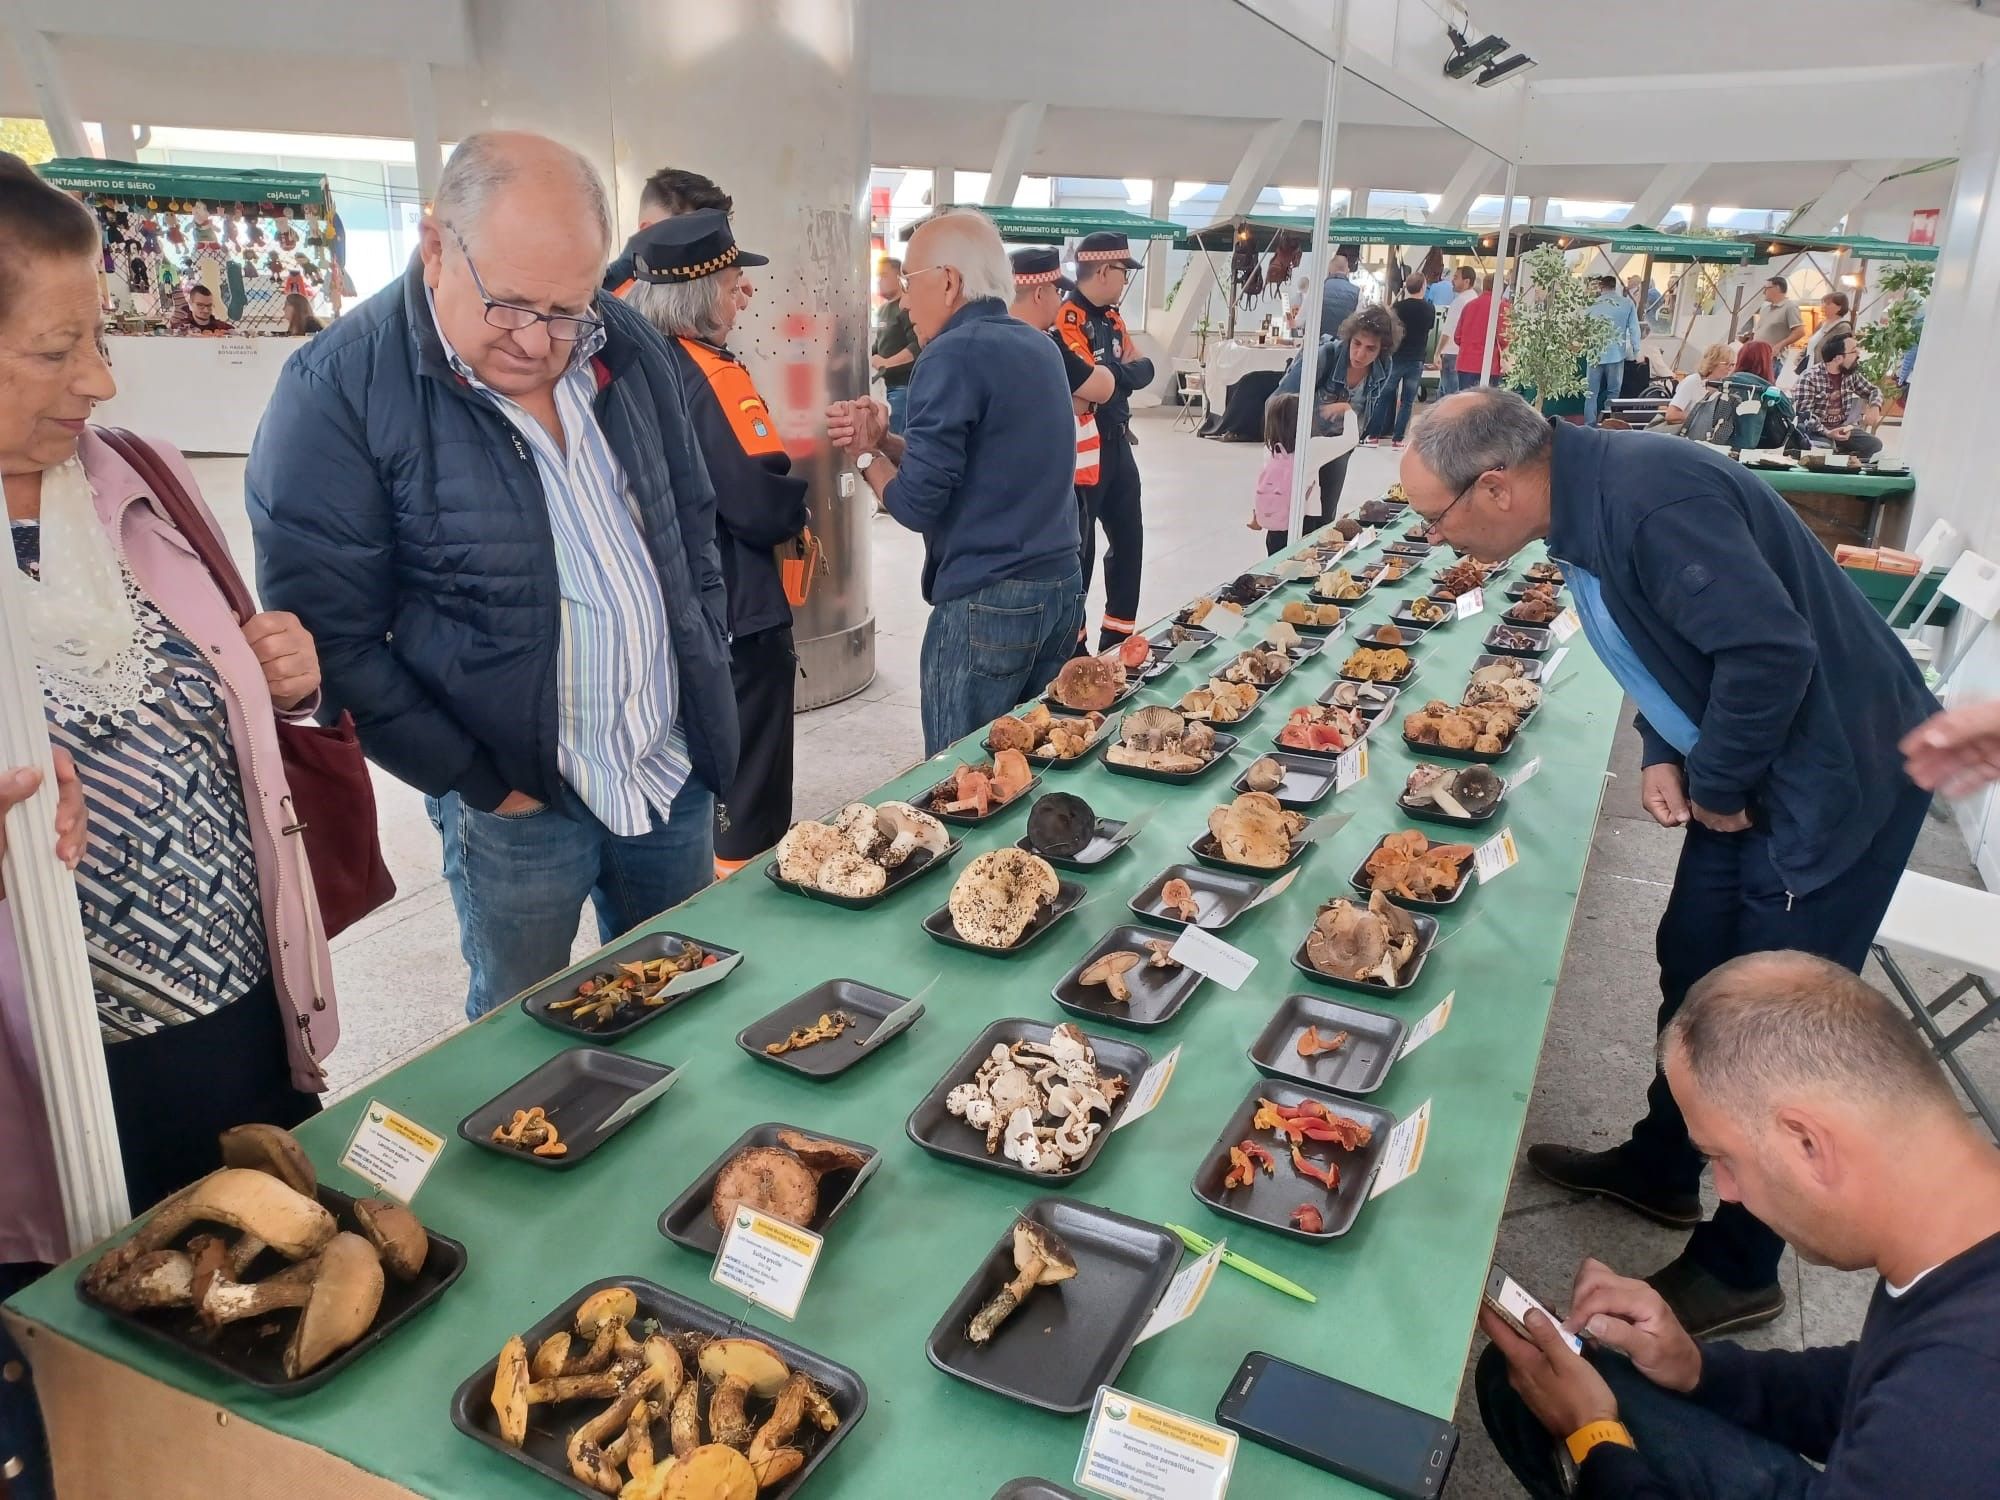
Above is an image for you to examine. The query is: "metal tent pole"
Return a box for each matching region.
[0,544,129,1253]
[1478,162,1519,388]
[1285,1,1349,546]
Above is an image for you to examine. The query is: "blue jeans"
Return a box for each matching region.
[1439,352,1457,396]
[426,777,715,1019]
[884,383,909,436]
[1586,360,1625,424]
[919,569,1083,756]
[1476,1343,1815,1499]
[1381,358,1425,441]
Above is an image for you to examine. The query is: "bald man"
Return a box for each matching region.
[250,130,738,1021]
[1477,951,2000,1499]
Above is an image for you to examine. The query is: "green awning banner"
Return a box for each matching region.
[1746,232,1938,264]
[36,158,331,209]
[903,205,1187,246]
[1598,226,1759,263]
[1184,212,1479,253]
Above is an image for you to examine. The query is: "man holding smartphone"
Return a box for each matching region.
[1401,389,1934,1337]
[1474,952,2000,1498]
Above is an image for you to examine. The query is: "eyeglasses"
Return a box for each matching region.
[1423,467,1499,541]
[448,226,603,343]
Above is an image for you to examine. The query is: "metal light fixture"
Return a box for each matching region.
[1444,26,1510,79]
[1477,53,1537,86]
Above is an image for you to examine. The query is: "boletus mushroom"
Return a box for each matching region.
[286,1232,386,1377]
[352,1197,427,1282]
[1078,950,1143,1002]
[657,1444,758,1500]
[965,1219,1079,1345]
[83,1167,336,1300]
[708,1132,867,1233]
[697,1339,791,1450]
[217,1122,316,1196]
[93,1248,198,1312]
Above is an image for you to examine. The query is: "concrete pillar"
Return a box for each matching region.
[1432,145,1496,229]
[1159,116,1300,364]
[97,118,137,161]
[1687,202,1713,231]
[987,101,1044,209]
[1144,178,1173,323]
[1347,184,1377,219]
[403,59,444,208]
[930,166,957,209]
[1783,160,1901,235]
[0,3,89,159]
[475,0,876,707]
[1527,195,1549,226]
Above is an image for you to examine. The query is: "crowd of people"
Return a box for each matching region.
[0,129,1994,1500]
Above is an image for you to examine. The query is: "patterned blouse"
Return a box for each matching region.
[12,520,268,1041]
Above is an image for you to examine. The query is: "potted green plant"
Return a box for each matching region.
[1857,262,1931,418]
[1502,246,1616,417]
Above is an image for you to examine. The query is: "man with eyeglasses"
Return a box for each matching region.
[1400,387,1934,1341]
[247,131,738,1021]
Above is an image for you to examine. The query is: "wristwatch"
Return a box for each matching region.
[855,451,875,473]
[1564,1419,1634,1466]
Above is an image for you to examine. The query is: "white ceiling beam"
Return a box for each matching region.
[1617,162,1708,228]
[0,0,87,157]
[1432,145,1499,227]
[1781,160,1903,234]
[1158,115,1300,356]
[12,0,477,63]
[986,100,1046,209]
[404,59,443,208]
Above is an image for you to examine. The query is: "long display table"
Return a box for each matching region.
[7,529,1624,1498]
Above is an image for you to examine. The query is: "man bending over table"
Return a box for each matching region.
[1401,388,1936,1337]
[1477,951,2000,1498]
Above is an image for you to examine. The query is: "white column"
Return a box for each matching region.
[97,117,136,160]
[1687,202,1714,232]
[1478,160,1519,388]
[403,58,444,208]
[1158,116,1301,362]
[986,101,1044,210]
[0,3,89,159]
[1617,163,1709,229]
[1145,178,1173,319]
[1286,3,1349,543]
[1527,195,1549,226]
[1782,160,1902,235]
[930,165,957,209]
[1346,184,1377,219]
[1432,145,1497,228]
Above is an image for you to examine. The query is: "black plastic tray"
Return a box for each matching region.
[1336,650,1419,688]
[764,838,961,908]
[1190,1080,1397,1241]
[906,1018,1151,1182]
[1018,815,1141,870]
[1484,623,1552,658]
[1216,572,1285,607]
[982,718,1113,769]
[1248,992,1407,1095]
[1310,580,1375,606]
[1348,832,1475,909]
[1233,751,1338,809]
[1506,580,1564,602]
[458,1048,675,1169]
[1388,605,1446,634]
[1052,923,1205,1029]
[926,1198,1180,1413]
[1399,769,1507,827]
[1384,540,1434,558]
[1171,604,1248,634]
[1349,623,1424,652]
[520,931,740,1041]
[1291,907,1441,996]
[448,1277,865,1500]
[1045,674,1144,714]
[1159,624,1219,654]
[1189,828,1312,878]
[993,1482,1090,1500]
[923,878,1087,955]
[1275,606,1348,635]
[1102,731,1239,784]
[1471,653,1546,682]
[1315,681,1402,720]
[1129,862,1270,931]
[1402,723,1520,763]
[658,1122,878,1255]
[918,770,1044,827]
[1502,605,1564,629]
[1175,682,1264,726]
[737,978,924,1078]
[80,1185,465,1395]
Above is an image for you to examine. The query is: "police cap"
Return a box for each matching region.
[629,208,769,283]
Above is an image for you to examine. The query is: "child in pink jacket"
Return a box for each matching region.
[1247,391,1315,556]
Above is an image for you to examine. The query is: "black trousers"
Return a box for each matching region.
[1082,423,1144,651]
[1623,784,1931,1287]
[1317,451,1353,518]
[715,625,796,865]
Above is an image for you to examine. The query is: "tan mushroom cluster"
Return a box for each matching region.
[490,1288,841,1497]
[708,1130,867,1232]
[1207,792,1308,868]
[1403,697,1522,754]
[1178,677,1258,723]
[774,800,950,898]
[1315,568,1367,601]
[1104,706,1218,773]
[1464,666,1542,714]
[989,703,1107,760]
[1280,600,1345,627]
[1181,595,1243,629]
[81,1124,427,1380]
[944,1023,1126,1174]
[1222,645,1291,686]
[1305,892,1421,985]
[947,848,1061,948]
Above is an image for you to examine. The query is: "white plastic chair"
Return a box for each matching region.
[1872,872,2000,1138]
[1174,368,1206,431]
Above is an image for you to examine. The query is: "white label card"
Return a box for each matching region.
[1358,526,1378,548]
[1398,994,1454,1059]
[1334,744,1368,790]
[1243,868,1300,911]
[1169,924,1257,990]
[1297,810,1354,847]
[862,993,926,1050]
[1114,1045,1182,1130]
[1542,647,1570,685]
[711,1205,824,1321]
[1475,827,1520,885]
[1208,604,1251,639]
[1455,586,1485,621]
[1135,1240,1226,1343]
[339,1100,446,1206]
[1508,756,1543,792]
[1368,1098,1433,1199]
[1076,1387,1238,1500]
[655,949,744,1001]
[1273,557,1313,581]
[1549,607,1580,644]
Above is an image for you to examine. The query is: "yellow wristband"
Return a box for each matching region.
[1565,1420,1635,1465]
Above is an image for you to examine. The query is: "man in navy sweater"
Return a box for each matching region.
[1476,951,2000,1498]
[828,208,1081,753]
[1402,389,1936,1335]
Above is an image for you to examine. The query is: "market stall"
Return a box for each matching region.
[1591,227,1760,372]
[905,205,1187,249]
[35,159,345,454]
[6,519,1625,1499]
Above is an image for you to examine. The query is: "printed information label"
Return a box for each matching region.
[1475,827,1520,885]
[712,1205,824,1320]
[1135,1240,1226,1343]
[340,1100,445,1205]
[1114,1046,1182,1132]
[1368,1099,1434,1199]
[1168,927,1257,991]
[1549,607,1580,644]
[1398,993,1454,1059]
[1076,1387,1238,1500]
[1335,744,1368,791]
[1208,604,1252,639]
[1508,756,1543,792]
[1455,587,1485,621]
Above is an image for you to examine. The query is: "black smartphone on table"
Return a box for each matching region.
[1215,1351,1457,1498]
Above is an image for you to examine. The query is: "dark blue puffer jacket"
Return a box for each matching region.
[246,258,738,813]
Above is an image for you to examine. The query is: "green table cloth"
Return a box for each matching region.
[10,533,1626,1499]
[1753,466,1914,499]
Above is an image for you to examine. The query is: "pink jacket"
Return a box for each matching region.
[1,430,339,1262]
[1253,450,1296,531]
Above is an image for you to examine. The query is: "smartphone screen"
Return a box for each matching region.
[1486,1271,1583,1354]
[1218,1352,1454,1498]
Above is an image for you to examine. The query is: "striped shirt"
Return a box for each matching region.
[431,296,691,836]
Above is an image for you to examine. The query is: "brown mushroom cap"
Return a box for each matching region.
[659,1444,757,1500]
[697,1338,792,1399]
[1078,950,1143,1001]
[773,1129,868,1179]
[351,1198,428,1282]
[574,1285,639,1338]
[217,1123,317,1197]
[710,1147,820,1232]
[492,1335,531,1448]
[284,1232,385,1379]
[1013,1219,1079,1287]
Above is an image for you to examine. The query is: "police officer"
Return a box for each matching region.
[1059,231,1155,653]
[621,210,810,876]
[1011,247,1114,626]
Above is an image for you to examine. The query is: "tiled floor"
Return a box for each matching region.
[184,409,1995,1496]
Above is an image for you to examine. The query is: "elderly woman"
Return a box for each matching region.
[1,154,338,1495]
[1663,342,1736,426]
[621,210,809,875]
[1274,301,1401,525]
